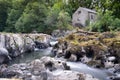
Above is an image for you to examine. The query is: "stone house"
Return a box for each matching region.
[72,7,97,27]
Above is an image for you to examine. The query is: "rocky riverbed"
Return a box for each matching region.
[52,30,120,80]
[0,57,99,80]
[0,33,51,64]
[0,30,120,80]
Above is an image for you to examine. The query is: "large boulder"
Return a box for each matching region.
[53,71,99,80]
[52,30,120,69]
[0,47,11,64]
[40,57,70,71]
[34,41,49,49]
[0,33,51,63]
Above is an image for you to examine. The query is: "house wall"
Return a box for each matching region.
[72,7,96,27]
[88,12,96,23]
[72,8,89,27]
[79,9,89,26]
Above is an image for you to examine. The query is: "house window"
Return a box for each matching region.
[78,11,81,14]
[90,15,94,20]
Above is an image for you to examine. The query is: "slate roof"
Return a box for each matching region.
[77,7,97,14]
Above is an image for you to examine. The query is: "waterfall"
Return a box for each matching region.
[0,34,6,48]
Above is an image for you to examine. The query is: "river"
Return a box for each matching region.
[8,41,114,80]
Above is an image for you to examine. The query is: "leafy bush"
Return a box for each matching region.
[110,18,120,31]
[88,10,120,32]
[57,10,71,30]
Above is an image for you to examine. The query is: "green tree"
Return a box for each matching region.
[57,10,71,30]
[45,0,64,33]
[66,0,93,17]
[6,0,29,32]
[45,0,72,32]
[15,1,47,33]
[88,10,120,32]
[109,0,120,18]
[0,0,11,31]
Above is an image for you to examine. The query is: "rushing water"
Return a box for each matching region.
[9,41,114,80]
[67,62,113,80]
[0,34,6,48]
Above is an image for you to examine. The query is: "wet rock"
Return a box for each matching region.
[0,64,7,77]
[68,54,77,62]
[0,47,11,63]
[0,57,101,80]
[53,71,99,80]
[53,71,80,80]
[52,30,71,38]
[52,31,120,69]
[109,76,120,80]
[40,70,54,80]
[87,60,103,68]
[113,64,120,74]
[81,55,92,63]
[23,36,35,53]
[0,78,21,80]
[34,41,49,49]
[40,57,70,71]
[29,59,45,75]
[0,33,51,63]
[104,61,114,68]
[1,64,25,78]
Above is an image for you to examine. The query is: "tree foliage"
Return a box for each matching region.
[0,0,11,31]
[6,0,29,32]
[89,10,120,32]
[15,1,47,33]
[0,0,120,33]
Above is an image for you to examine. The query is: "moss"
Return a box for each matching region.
[65,34,76,40]
[55,31,120,68]
[58,31,120,55]
[87,60,103,68]
[35,36,45,41]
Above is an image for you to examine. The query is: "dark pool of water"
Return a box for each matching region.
[9,47,53,65]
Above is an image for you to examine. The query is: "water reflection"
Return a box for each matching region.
[9,47,53,64]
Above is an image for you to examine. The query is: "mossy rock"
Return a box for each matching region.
[57,30,120,63]
[87,60,103,68]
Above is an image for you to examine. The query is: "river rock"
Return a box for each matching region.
[29,59,46,75]
[52,31,120,69]
[0,57,69,79]
[0,57,100,80]
[0,78,21,80]
[52,30,66,38]
[0,47,11,64]
[40,56,70,71]
[53,71,99,80]
[34,41,49,49]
